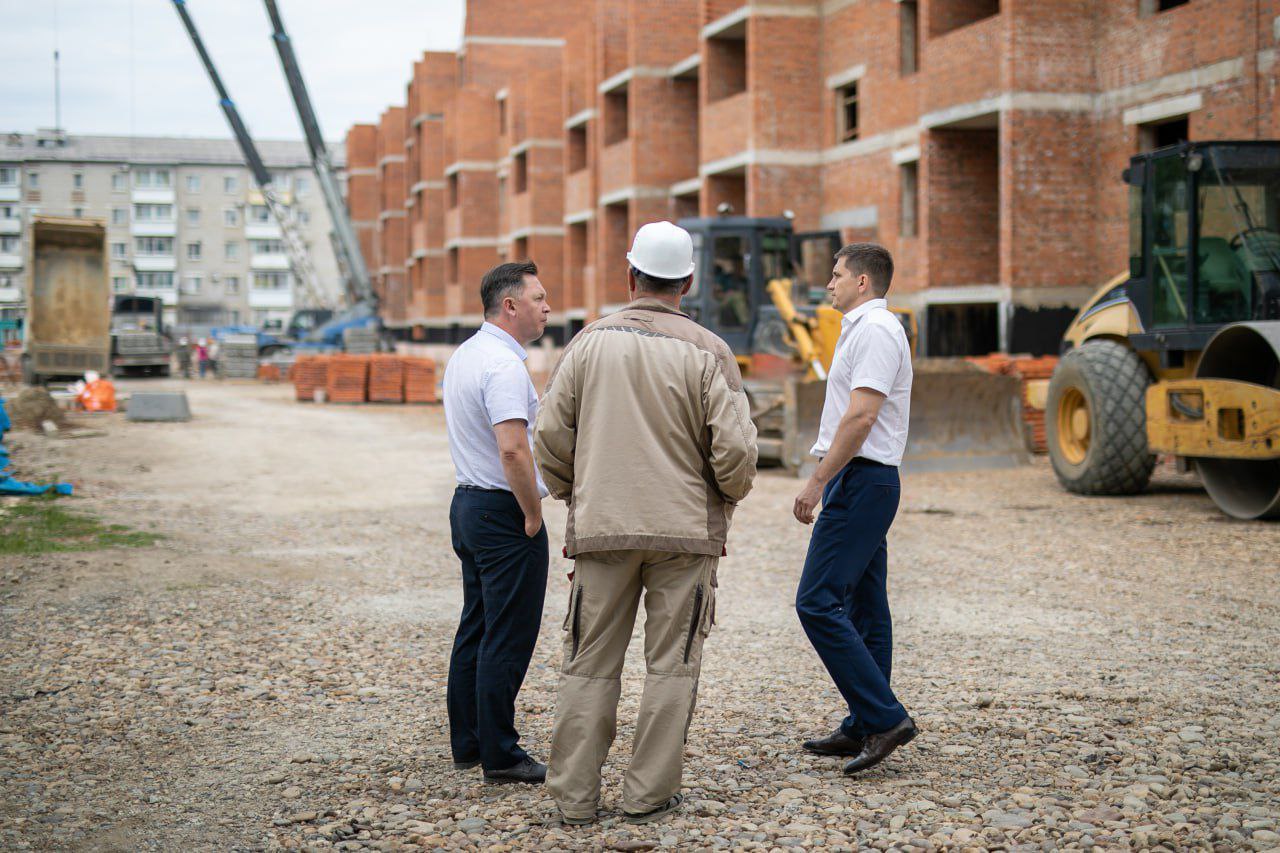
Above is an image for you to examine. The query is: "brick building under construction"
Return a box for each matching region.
[345,0,1278,356]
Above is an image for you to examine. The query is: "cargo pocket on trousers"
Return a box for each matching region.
[564,581,585,662]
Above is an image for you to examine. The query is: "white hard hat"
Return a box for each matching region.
[627,221,696,279]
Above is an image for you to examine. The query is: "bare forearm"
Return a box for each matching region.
[501,447,543,523]
[810,414,874,487]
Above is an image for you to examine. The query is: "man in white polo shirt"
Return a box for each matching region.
[443,260,551,785]
[790,243,918,777]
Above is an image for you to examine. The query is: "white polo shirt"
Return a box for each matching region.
[810,298,913,467]
[443,322,548,496]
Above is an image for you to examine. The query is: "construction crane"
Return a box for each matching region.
[262,0,375,312]
[171,0,327,312]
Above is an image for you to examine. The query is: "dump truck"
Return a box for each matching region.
[1047,140,1280,519]
[20,216,111,385]
[678,216,1027,473]
[111,294,172,377]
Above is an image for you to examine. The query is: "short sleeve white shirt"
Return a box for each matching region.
[443,322,548,496]
[810,298,913,466]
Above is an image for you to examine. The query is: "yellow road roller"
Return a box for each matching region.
[1048,141,1280,519]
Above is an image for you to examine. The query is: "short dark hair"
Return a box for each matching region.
[630,265,689,296]
[481,260,538,317]
[835,243,894,296]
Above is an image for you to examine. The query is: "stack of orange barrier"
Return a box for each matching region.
[965,354,1060,453]
[368,354,405,403]
[403,357,438,403]
[293,356,330,401]
[326,355,369,403]
[257,363,282,382]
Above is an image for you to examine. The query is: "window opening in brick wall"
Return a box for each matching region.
[837,82,859,143]
[498,98,508,135]
[568,221,587,305]
[707,33,747,103]
[1138,115,1189,152]
[447,247,458,282]
[929,0,999,38]
[1140,0,1190,13]
[604,90,629,146]
[448,173,459,209]
[568,125,588,173]
[900,1,919,75]
[926,302,999,356]
[513,237,528,261]
[513,152,528,194]
[899,161,919,237]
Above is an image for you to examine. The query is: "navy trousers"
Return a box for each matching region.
[795,459,908,737]
[447,487,548,771]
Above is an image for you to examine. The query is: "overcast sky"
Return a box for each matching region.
[0,0,465,142]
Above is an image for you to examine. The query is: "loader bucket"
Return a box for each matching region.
[904,360,1030,473]
[775,360,1029,475]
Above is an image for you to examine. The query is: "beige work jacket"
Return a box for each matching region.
[534,297,758,557]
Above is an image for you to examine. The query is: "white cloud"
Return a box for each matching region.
[0,0,465,140]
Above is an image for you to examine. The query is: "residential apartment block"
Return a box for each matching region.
[0,130,345,332]
[354,0,1278,355]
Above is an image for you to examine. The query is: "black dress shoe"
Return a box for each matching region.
[803,728,866,757]
[843,717,917,775]
[483,756,547,784]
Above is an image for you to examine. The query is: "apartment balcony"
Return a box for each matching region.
[0,217,21,234]
[137,286,178,306]
[923,13,1004,118]
[565,169,592,217]
[0,186,20,203]
[133,255,177,272]
[248,288,294,309]
[131,221,176,237]
[508,192,533,237]
[0,287,21,303]
[249,253,291,271]
[131,188,175,205]
[0,253,23,270]
[598,139,633,202]
[702,91,750,166]
[245,222,283,240]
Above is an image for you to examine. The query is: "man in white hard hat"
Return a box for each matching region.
[534,221,758,825]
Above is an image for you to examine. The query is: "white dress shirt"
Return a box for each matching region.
[810,298,913,466]
[443,322,549,496]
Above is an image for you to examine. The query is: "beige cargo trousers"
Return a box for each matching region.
[547,549,718,819]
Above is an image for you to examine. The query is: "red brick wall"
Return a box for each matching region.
[344,0,1276,346]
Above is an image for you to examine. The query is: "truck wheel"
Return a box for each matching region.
[20,355,38,387]
[1047,339,1154,495]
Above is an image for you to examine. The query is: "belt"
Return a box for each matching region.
[455,484,512,494]
[846,456,893,469]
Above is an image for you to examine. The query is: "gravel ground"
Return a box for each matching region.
[2,379,1278,852]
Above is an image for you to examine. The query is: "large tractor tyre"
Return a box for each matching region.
[1047,339,1155,495]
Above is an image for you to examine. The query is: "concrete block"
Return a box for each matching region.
[126,392,192,422]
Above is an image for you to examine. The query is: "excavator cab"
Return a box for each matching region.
[678,217,841,367]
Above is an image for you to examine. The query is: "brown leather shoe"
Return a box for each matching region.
[842,717,917,775]
[802,728,866,757]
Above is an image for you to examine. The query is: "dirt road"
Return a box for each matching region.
[2,380,1278,850]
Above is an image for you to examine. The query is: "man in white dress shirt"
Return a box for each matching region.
[443,260,551,785]
[790,243,918,776]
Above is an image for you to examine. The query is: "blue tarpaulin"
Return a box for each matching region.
[0,397,74,496]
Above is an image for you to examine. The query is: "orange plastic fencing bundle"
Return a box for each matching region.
[402,357,438,404]
[293,355,330,401]
[326,354,369,404]
[368,354,405,403]
[78,378,117,413]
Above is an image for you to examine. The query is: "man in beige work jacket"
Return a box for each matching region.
[534,221,758,825]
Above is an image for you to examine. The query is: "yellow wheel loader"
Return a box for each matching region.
[677,217,1028,474]
[1049,141,1280,519]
